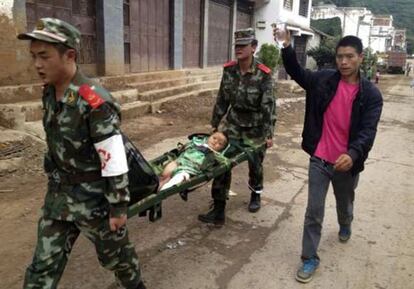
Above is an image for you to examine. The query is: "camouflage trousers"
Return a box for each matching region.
[212,123,267,201]
[23,216,141,289]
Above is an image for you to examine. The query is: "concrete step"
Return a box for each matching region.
[0,88,141,123]
[0,101,43,123]
[149,87,219,113]
[183,66,222,77]
[99,70,187,91]
[138,80,220,102]
[0,83,43,104]
[0,68,222,104]
[120,100,151,119]
[0,80,220,124]
[111,89,139,105]
[127,74,221,93]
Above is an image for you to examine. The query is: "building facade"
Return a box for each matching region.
[311,4,405,53]
[254,0,314,67]
[0,0,256,86]
[370,15,394,53]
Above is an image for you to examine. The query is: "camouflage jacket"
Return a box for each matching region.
[42,68,129,221]
[211,57,276,138]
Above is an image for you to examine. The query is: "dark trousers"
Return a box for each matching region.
[211,147,265,201]
[301,156,359,260]
[23,216,141,289]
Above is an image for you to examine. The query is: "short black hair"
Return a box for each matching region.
[336,36,363,54]
[53,43,78,61]
[251,39,258,47]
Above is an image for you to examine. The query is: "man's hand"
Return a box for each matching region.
[109,214,127,232]
[334,154,353,172]
[211,126,218,133]
[266,138,273,148]
[272,25,291,47]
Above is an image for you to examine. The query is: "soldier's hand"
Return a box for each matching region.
[211,126,218,133]
[334,154,353,172]
[109,214,127,232]
[266,138,273,148]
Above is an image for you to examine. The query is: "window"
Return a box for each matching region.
[299,0,309,17]
[284,0,293,10]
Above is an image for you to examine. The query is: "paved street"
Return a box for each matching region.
[123,75,413,289]
[1,75,413,289]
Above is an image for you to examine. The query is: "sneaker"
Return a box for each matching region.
[295,258,320,283]
[338,225,352,243]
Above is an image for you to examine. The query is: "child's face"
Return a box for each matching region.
[208,132,227,151]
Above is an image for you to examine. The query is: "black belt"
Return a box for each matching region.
[313,156,334,166]
[53,170,102,185]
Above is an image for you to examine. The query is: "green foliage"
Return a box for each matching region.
[311,17,342,37]
[361,48,378,75]
[257,44,281,71]
[307,37,338,69]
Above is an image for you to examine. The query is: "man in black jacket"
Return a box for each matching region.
[274,29,383,283]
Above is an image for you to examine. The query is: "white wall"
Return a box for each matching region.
[370,36,390,53]
[255,0,312,50]
[358,23,371,49]
[370,21,394,53]
[0,0,14,18]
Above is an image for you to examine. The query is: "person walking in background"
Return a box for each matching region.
[366,67,373,81]
[375,71,380,84]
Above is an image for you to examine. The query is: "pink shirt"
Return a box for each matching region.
[314,80,359,164]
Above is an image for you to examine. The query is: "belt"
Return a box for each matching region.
[313,156,334,166]
[51,170,102,185]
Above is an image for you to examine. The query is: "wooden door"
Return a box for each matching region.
[128,0,171,72]
[208,0,231,66]
[183,0,202,68]
[25,0,97,67]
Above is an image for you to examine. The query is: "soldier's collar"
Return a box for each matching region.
[236,57,257,75]
[61,83,79,106]
[60,66,87,106]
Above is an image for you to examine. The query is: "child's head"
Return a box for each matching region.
[207,131,228,152]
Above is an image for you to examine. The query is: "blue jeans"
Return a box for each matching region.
[301,156,359,260]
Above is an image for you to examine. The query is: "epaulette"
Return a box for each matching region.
[257,63,271,74]
[223,60,237,68]
[78,84,105,109]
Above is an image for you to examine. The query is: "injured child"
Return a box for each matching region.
[158,131,228,191]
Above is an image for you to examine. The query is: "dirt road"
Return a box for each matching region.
[0,75,413,289]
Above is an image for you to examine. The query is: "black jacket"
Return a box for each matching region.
[282,45,383,174]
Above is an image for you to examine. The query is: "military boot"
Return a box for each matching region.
[136,281,147,289]
[198,200,226,225]
[248,191,261,212]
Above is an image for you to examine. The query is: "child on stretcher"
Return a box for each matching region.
[158,131,228,191]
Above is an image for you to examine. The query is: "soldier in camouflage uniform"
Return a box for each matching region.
[198,28,276,225]
[18,18,146,289]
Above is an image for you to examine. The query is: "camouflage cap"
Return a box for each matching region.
[17,18,81,49]
[234,28,256,45]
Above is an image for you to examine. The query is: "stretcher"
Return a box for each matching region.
[125,133,265,222]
